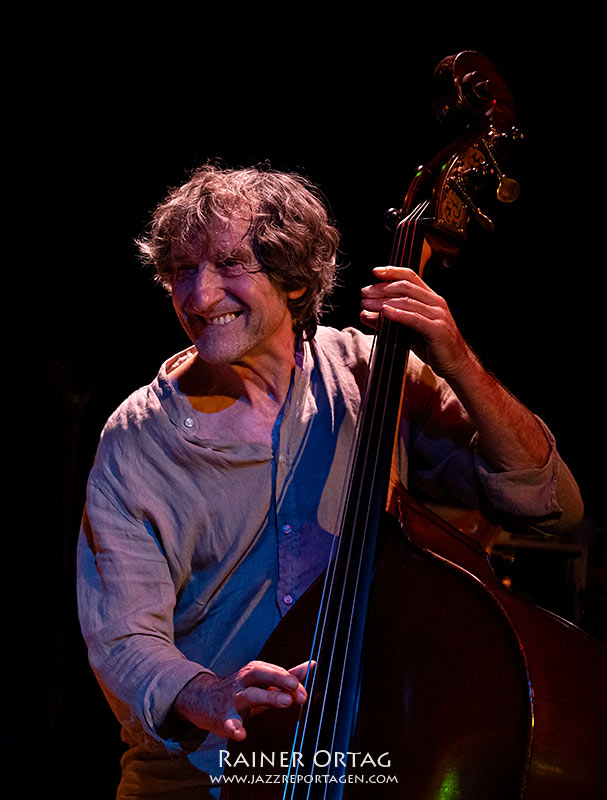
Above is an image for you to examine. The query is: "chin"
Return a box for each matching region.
[193,335,252,365]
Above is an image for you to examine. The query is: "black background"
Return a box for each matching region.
[9,21,604,798]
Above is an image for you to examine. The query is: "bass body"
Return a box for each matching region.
[222,51,607,799]
[224,488,607,799]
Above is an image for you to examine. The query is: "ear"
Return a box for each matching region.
[287,287,306,300]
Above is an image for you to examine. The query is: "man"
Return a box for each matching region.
[77,163,583,798]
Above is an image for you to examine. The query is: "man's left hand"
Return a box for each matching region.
[360,266,475,381]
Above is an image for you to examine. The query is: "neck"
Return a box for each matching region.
[174,335,299,413]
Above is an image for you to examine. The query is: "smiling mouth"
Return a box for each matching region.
[204,312,242,326]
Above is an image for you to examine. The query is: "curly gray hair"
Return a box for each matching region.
[136,163,341,340]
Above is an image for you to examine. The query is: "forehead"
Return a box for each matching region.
[172,216,255,264]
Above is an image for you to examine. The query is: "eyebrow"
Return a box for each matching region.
[171,244,252,266]
[215,246,252,263]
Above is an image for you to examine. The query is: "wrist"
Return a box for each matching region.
[173,671,217,725]
[441,341,483,390]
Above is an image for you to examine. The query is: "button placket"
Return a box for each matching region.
[275,423,299,616]
[276,464,298,614]
[273,350,311,616]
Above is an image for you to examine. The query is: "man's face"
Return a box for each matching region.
[170,218,299,366]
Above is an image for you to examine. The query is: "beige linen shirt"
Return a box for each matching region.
[77,325,582,795]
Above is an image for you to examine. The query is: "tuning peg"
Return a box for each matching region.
[464,163,491,188]
[448,175,495,231]
[478,135,520,204]
[496,176,520,203]
[498,126,524,143]
[384,207,402,231]
[461,71,499,112]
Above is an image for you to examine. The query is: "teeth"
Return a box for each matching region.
[207,313,238,326]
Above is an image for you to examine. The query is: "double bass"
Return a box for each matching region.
[222,51,607,799]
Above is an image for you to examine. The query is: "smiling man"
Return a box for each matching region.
[77,163,583,799]
[165,216,307,444]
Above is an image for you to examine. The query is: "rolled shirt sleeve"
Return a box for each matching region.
[77,481,211,754]
[400,352,583,533]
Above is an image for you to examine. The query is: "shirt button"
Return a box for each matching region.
[184,418,194,428]
[282,524,291,535]
[283,594,293,605]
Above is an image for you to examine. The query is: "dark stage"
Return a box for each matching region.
[11,30,604,798]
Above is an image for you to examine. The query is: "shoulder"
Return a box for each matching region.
[312,325,442,393]
[91,351,191,482]
[312,324,373,368]
[310,325,375,395]
[88,383,162,496]
[313,324,372,356]
[99,347,195,440]
[100,381,162,444]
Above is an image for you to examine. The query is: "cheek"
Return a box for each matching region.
[171,287,188,317]
[171,293,196,336]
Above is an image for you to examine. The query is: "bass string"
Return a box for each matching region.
[304,203,428,789]
[312,205,428,747]
[279,329,383,795]
[318,199,429,644]
[282,202,429,800]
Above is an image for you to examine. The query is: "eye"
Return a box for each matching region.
[216,257,247,278]
[172,263,197,282]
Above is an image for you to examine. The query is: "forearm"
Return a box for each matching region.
[364,266,551,472]
[446,345,551,472]
[404,351,584,534]
[364,267,582,531]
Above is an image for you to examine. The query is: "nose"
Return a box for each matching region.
[187,263,226,314]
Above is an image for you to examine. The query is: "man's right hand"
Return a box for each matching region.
[172,660,312,741]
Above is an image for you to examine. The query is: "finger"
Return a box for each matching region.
[361,296,442,318]
[238,685,298,711]
[360,309,380,329]
[361,278,437,303]
[240,660,299,692]
[380,303,438,336]
[372,266,427,285]
[288,661,316,703]
[224,716,247,741]
[288,661,315,683]
[361,304,439,343]
[360,298,442,330]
